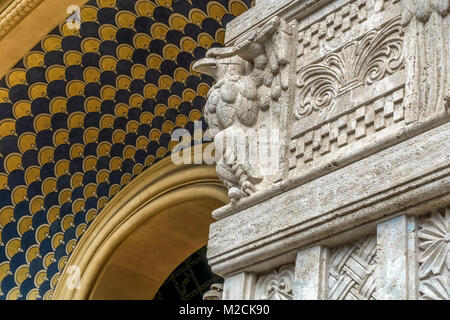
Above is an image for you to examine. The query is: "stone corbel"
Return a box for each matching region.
[401,0,450,123]
[193,17,294,207]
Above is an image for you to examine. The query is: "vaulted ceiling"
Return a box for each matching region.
[0,0,252,299]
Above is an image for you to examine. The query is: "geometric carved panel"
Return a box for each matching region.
[328,234,377,300]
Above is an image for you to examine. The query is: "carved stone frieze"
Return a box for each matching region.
[295,17,404,118]
[255,265,294,300]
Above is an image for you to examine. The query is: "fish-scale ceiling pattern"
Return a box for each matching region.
[0,0,252,300]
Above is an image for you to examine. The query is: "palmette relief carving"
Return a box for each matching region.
[255,265,294,300]
[193,17,293,205]
[418,207,449,300]
[328,234,377,300]
[295,17,404,118]
[401,0,450,122]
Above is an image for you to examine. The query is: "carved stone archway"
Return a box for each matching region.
[53,146,227,299]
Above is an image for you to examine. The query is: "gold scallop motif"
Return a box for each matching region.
[129,93,144,108]
[47,206,60,224]
[83,127,100,144]
[29,196,44,215]
[109,157,122,171]
[49,97,68,115]
[97,141,112,157]
[98,24,118,41]
[63,51,83,66]
[116,11,137,29]
[83,156,98,172]
[116,44,134,61]
[66,80,86,98]
[0,206,15,227]
[69,143,85,160]
[150,23,169,40]
[58,189,72,206]
[6,238,21,259]
[136,136,149,150]
[24,166,41,185]
[12,101,32,119]
[24,52,45,69]
[135,0,156,17]
[38,146,55,166]
[83,183,97,198]
[18,216,33,236]
[4,153,22,173]
[33,114,52,132]
[67,112,85,130]
[83,67,102,84]
[169,13,189,31]
[41,177,57,196]
[147,54,163,70]
[96,169,109,183]
[42,35,62,52]
[12,185,28,205]
[18,132,36,153]
[45,65,66,82]
[131,64,146,80]
[6,69,27,88]
[53,129,69,147]
[70,172,84,189]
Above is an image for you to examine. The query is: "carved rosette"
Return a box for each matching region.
[418,207,449,300]
[295,17,404,118]
[255,265,294,300]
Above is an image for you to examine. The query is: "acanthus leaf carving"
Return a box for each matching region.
[295,17,404,119]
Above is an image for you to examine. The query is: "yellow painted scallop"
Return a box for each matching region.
[198,32,214,49]
[169,13,189,31]
[0,88,10,103]
[162,120,175,134]
[145,155,155,167]
[100,114,115,129]
[14,265,30,285]
[197,83,211,98]
[66,239,77,254]
[83,67,101,83]
[121,173,132,186]
[27,288,40,300]
[83,156,98,172]
[99,56,118,72]
[72,198,85,213]
[149,128,162,141]
[26,245,40,264]
[163,43,180,61]
[96,169,109,184]
[131,64,146,80]
[0,173,8,190]
[66,80,86,97]
[12,185,28,205]
[97,196,109,210]
[158,75,173,90]
[6,69,27,88]
[116,75,132,90]
[18,132,36,153]
[100,85,117,100]
[126,121,139,135]
[86,209,97,223]
[123,145,136,159]
[46,206,60,224]
[6,238,22,259]
[41,177,57,196]
[67,112,85,130]
[229,0,248,16]
[98,0,116,8]
[63,51,83,66]
[51,232,64,250]
[168,95,182,109]
[129,93,144,108]
[97,142,111,157]
[84,183,97,198]
[80,6,98,23]
[156,146,167,159]
[0,119,16,138]
[150,23,169,40]
[24,52,45,69]
[84,97,102,114]
[54,160,70,178]
[182,88,196,103]
[4,153,22,173]
[29,196,44,215]
[136,136,149,150]
[12,100,32,119]
[24,166,40,185]
[174,67,189,83]
[83,127,99,144]
[154,103,167,116]
[189,109,203,121]
[43,252,55,268]
[189,8,206,26]
[133,163,143,176]
[135,0,156,17]
[45,65,66,82]
[109,184,120,197]
[116,44,134,61]
[38,146,54,166]
[116,11,137,29]
[6,287,21,300]
[114,103,129,118]
[58,189,72,206]
[33,114,52,132]
[42,35,62,52]
[53,129,69,147]
[207,2,227,22]
[0,206,15,227]
[147,53,163,70]
[175,114,189,128]
[140,111,154,125]
[49,97,68,115]
[18,216,33,236]
[69,143,85,159]
[112,129,126,144]
[70,172,84,189]
[99,24,118,41]
[109,157,122,171]
[143,83,158,99]
[76,223,87,238]
[34,270,46,287]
